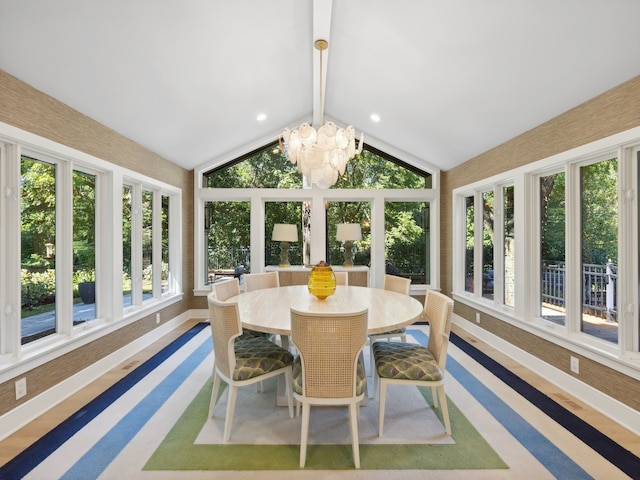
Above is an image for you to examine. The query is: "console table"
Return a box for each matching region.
[264,265,369,287]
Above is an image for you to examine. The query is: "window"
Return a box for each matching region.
[385,201,430,284]
[72,170,97,326]
[205,200,250,283]
[1,125,182,370]
[196,143,438,291]
[464,195,474,293]
[459,187,511,303]
[327,201,371,267]
[503,185,515,307]
[540,171,566,325]
[453,130,640,371]
[20,156,57,344]
[579,157,618,342]
[482,191,494,299]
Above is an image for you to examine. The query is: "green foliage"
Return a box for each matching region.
[21,269,56,309]
[203,143,430,279]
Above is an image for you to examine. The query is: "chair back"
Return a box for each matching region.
[383,274,411,295]
[208,295,242,378]
[244,271,280,292]
[424,290,454,369]
[213,277,240,301]
[334,271,348,285]
[291,307,368,398]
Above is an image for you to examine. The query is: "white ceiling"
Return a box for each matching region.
[1,0,640,173]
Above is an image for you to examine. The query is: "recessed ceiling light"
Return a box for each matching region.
[256,113,267,122]
[370,113,381,122]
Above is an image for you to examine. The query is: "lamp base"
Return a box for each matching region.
[279,241,291,268]
[342,240,354,268]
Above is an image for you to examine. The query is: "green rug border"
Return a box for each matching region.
[144,381,508,471]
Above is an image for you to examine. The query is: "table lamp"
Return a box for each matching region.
[336,223,362,268]
[272,223,298,267]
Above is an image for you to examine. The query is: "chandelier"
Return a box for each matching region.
[280,39,363,189]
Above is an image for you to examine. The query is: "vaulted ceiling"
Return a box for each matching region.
[2,0,640,173]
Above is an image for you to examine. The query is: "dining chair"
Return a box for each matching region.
[372,289,454,436]
[207,295,294,441]
[290,307,368,468]
[368,274,411,375]
[212,278,268,341]
[243,271,280,291]
[334,271,348,285]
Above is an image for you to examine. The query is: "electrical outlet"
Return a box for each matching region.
[475,312,481,324]
[570,356,579,374]
[15,377,27,400]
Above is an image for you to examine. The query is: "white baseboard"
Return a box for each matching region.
[0,310,198,442]
[453,315,640,436]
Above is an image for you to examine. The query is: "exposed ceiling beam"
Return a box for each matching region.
[312,0,332,126]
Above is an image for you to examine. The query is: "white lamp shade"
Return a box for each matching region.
[272,224,298,242]
[336,223,362,241]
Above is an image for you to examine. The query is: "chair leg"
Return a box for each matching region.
[437,385,451,435]
[209,371,221,417]
[223,385,238,441]
[400,333,407,343]
[349,402,361,469]
[378,380,387,436]
[284,369,294,418]
[300,402,310,468]
[431,386,439,408]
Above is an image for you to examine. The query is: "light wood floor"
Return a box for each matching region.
[1,320,638,467]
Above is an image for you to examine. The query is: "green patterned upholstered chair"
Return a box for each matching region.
[373,289,454,436]
[290,307,368,469]
[368,274,411,375]
[207,295,294,441]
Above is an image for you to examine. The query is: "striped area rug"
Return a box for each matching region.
[1,322,635,479]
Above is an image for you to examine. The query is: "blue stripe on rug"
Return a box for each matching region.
[60,336,212,479]
[448,331,640,479]
[0,322,208,480]
[410,329,592,479]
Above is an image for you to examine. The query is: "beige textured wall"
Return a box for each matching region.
[441,75,640,411]
[0,70,198,416]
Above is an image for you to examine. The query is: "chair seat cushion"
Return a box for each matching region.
[370,327,406,338]
[292,356,367,397]
[233,337,293,381]
[238,329,271,341]
[373,341,443,381]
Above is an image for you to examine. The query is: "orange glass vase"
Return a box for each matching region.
[307,261,336,300]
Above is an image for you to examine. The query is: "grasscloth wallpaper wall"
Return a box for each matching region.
[441,75,640,412]
[0,70,197,416]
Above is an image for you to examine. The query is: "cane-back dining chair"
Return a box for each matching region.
[243,271,280,291]
[368,274,411,374]
[290,307,369,468]
[372,289,454,436]
[212,278,268,341]
[208,296,294,441]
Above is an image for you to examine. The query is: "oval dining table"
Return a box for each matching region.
[227,284,425,337]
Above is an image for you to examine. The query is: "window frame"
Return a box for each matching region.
[194,143,440,294]
[453,126,640,377]
[0,123,183,380]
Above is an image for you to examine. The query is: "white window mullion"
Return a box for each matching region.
[1,143,21,356]
[169,192,182,295]
[57,161,73,335]
[152,189,162,298]
[620,146,638,355]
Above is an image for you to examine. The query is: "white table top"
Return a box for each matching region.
[228,285,424,336]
